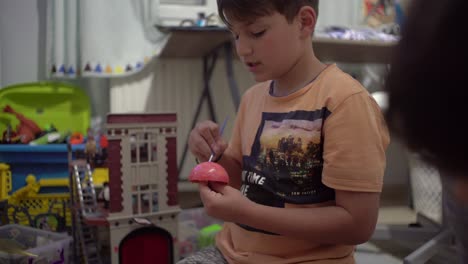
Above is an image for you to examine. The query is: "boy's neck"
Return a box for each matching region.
[272,47,326,97]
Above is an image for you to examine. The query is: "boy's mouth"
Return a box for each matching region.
[246,62,260,67]
[246,62,261,72]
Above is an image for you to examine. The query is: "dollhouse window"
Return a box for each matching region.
[127,128,163,215]
[140,194,150,214]
[130,133,159,164]
[140,142,149,163]
[130,134,137,163]
[152,192,159,212]
[151,142,158,162]
[132,184,160,214]
[132,194,138,214]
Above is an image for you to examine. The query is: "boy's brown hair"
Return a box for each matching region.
[217,0,319,27]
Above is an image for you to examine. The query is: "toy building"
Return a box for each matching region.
[104,113,180,263]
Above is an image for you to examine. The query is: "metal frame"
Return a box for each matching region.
[178,41,240,173]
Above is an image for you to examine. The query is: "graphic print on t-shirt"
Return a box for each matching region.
[238,109,335,234]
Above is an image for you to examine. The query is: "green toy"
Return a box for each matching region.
[197,224,222,249]
[0,82,91,137]
[29,131,70,145]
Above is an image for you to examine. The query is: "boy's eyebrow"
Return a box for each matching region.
[228,20,258,31]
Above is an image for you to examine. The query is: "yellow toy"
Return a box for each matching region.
[0,163,12,201]
[92,167,109,187]
[6,174,71,226]
[8,174,40,205]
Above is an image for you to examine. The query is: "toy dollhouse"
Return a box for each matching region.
[104,113,180,263]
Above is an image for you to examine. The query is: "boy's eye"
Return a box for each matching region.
[252,30,266,38]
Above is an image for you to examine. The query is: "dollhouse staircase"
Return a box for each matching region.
[71,160,103,264]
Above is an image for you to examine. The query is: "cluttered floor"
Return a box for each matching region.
[0,186,458,264]
[175,185,458,264]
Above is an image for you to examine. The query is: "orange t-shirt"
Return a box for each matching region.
[216,64,390,264]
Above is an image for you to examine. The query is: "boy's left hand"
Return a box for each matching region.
[198,183,253,223]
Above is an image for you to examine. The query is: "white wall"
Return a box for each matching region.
[0,0,109,120]
[0,0,45,87]
[158,0,364,27]
[317,0,364,28]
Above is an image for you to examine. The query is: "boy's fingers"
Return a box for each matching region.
[197,122,221,156]
[191,120,226,161]
[189,131,211,161]
[209,182,227,194]
[216,139,228,157]
[198,183,221,199]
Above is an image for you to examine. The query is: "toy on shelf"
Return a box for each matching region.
[4,174,71,230]
[0,82,91,138]
[3,105,42,144]
[68,157,104,263]
[0,81,93,231]
[29,130,70,146]
[97,182,110,209]
[85,129,97,166]
[8,174,40,205]
[1,124,17,144]
[104,113,180,264]
[0,163,12,201]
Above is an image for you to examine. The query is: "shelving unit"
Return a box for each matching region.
[158,26,397,64]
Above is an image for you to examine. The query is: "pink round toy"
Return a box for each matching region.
[189,162,229,184]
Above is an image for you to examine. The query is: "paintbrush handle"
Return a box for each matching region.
[208,116,229,162]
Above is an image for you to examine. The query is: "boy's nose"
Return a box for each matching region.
[236,38,253,57]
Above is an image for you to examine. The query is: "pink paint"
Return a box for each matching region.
[189,162,229,184]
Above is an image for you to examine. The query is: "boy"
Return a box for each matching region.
[182,0,389,263]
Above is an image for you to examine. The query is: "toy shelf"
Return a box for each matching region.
[158,26,397,64]
[0,144,85,192]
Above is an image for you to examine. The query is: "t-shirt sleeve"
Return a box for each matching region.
[322,91,390,192]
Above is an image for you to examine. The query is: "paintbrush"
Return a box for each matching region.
[208,116,229,162]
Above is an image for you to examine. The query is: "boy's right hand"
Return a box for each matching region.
[189,120,228,162]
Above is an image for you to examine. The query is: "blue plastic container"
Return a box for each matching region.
[0,144,84,193]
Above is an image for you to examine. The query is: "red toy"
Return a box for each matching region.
[3,105,42,144]
[189,162,229,184]
[69,132,84,145]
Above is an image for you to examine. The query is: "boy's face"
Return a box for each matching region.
[229,12,305,82]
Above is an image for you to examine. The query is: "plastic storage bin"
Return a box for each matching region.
[0,82,91,228]
[0,81,90,193]
[0,224,72,264]
[0,82,90,136]
[0,144,84,193]
[178,208,223,259]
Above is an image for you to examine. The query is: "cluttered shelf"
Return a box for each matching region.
[158,26,397,64]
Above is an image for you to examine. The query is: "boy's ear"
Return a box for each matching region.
[297,6,317,37]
